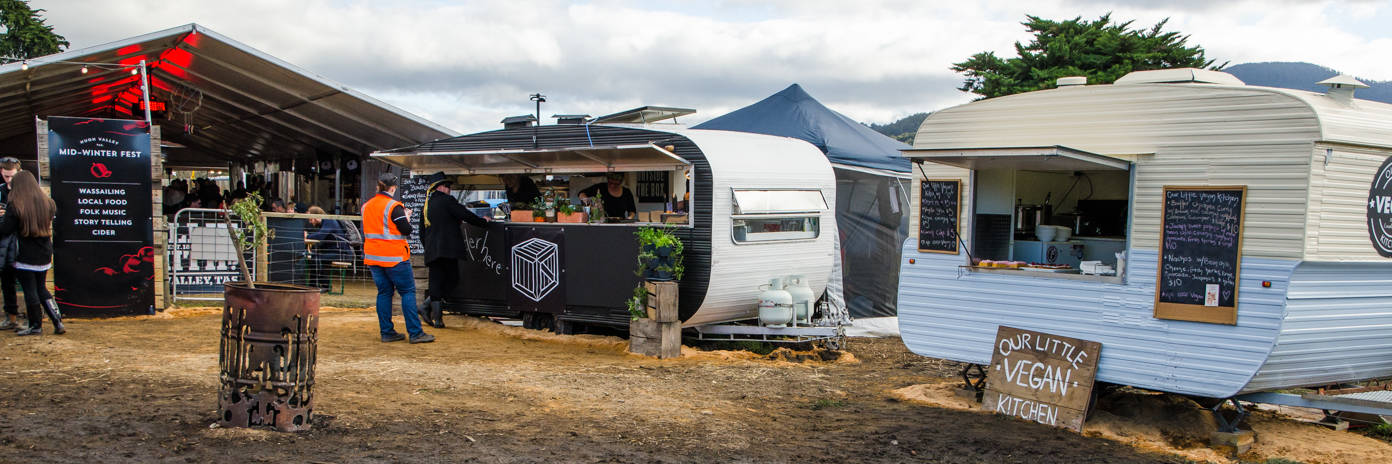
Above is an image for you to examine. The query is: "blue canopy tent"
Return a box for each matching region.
[695,84,911,321]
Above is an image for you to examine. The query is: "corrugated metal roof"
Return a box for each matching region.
[0,23,453,165]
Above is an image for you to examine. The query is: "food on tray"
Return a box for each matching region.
[1025,263,1072,269]
[977,260,1025,268]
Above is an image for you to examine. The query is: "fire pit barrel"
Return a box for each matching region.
[218,282,321,432]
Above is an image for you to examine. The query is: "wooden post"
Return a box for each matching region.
[150,126,167,310]
[629,281,681,358]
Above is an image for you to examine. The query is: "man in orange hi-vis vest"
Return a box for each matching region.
[362,173,433,344]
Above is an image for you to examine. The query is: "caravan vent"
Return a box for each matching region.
[1317,75,1368,104]
[1113,68,1245,86]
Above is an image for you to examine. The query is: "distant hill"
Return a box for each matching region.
[867,112,929,144]
[1225,62,1392,103]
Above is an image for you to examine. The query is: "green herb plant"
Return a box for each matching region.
[625,284,648,321]
[634,226,684,279]
[223,192,267,288]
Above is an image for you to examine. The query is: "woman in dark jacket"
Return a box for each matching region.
[1,171,61,335]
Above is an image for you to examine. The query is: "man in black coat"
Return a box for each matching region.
[0,157,17,330]
[420,174,489,328]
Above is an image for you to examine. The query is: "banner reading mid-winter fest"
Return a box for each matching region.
[47,116,155,315]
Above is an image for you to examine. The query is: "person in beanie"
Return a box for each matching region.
[0,171,61,335]
[420,174,489,328]
[361,172,432,343]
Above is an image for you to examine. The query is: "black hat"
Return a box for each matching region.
[427,172,452,191]
[377,172,399,188]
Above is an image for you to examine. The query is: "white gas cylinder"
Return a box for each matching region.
[758,277,794,327]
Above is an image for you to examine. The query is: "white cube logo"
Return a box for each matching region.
[511,238,559,302]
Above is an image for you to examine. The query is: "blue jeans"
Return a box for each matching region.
[369,261,424,338]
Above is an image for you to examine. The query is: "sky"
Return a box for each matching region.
[29,0,1392,135]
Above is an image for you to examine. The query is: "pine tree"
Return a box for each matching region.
[1,0,69,64]
[953,14,1224,99]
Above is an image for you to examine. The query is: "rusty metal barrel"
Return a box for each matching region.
[218,282,321,432]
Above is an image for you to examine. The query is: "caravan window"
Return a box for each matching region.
[731,189,826,243]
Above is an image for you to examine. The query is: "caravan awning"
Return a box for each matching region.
[370,143,690,175]
[900,146,1130,171]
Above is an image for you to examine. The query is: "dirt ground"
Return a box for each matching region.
[0,308,1387,463]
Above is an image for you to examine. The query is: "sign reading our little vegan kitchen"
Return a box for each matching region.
[47,116,155,316]
[982,326,1102,432]
[1370,156,1392,258]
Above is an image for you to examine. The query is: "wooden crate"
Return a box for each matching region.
[644,281,679,323]
[629,318,681,358]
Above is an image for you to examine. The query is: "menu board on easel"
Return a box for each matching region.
[918,179,960,254]
[1154,186,1247,325]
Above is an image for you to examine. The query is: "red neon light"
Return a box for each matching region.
[115,44,141,56]
[140,101,166,111]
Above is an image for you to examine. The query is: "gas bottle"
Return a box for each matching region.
[786,275,814,325]
[758,277,794,327]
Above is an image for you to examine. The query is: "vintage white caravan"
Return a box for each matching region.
[898,69,1392,398]
[374,117,838,329]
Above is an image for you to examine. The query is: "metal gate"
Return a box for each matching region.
[168,208,258,302]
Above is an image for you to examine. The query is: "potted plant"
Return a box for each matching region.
[634,226,684,282]
[556,197,586,223]
[528,197,549,222]
[217,193,322,432]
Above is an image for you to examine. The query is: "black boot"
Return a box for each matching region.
[430,300,445,329]
[419,296,435,328]
[43,298,63,335]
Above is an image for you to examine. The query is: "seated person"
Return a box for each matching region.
[501,174,541,209]
[305,206,351,291]
[578,172,637,220]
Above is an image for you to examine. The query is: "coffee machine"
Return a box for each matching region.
[1014,200,1052,240]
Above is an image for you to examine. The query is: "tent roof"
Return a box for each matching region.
[0,23,454,167]
[693,84,910,173]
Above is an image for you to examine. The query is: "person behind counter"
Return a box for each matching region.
[421,175,490,328]
[501,174,541,209]
[578,172,637,220]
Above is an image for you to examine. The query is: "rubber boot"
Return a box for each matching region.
[43,298,63,335]
[418,296,434,328]
[430,300,445,329]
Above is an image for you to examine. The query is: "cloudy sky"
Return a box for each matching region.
[31,0,1392,134]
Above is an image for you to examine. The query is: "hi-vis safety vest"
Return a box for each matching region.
[362,193,410,267]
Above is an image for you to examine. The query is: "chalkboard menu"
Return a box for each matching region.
[1154,186,1247,325]
[397,171,445,255]
[918,179,960,253]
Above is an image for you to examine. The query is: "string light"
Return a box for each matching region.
[20,61,27,71]
[81,65,89,74]
[130,68,139,75]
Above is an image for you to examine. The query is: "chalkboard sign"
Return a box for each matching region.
[918,179,960,254]
[1154,186,1247,325]
[397,172,445,255]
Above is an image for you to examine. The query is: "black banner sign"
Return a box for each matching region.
[1155,186,1246,325]
[918,179,960,254]
[48,116,154,315]
[397,172,444,255]
[505,226,566,314]
[1369,156,1392,258]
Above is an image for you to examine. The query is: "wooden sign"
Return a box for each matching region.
[982,326,1102,432]
[1154,186,1247,325]
[918,179,960,253]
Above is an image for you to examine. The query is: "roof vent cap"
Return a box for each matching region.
[1316,74,1368,104]
[501,115,537,129]
[1056,76,1087,87]
[552,114,591,125]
